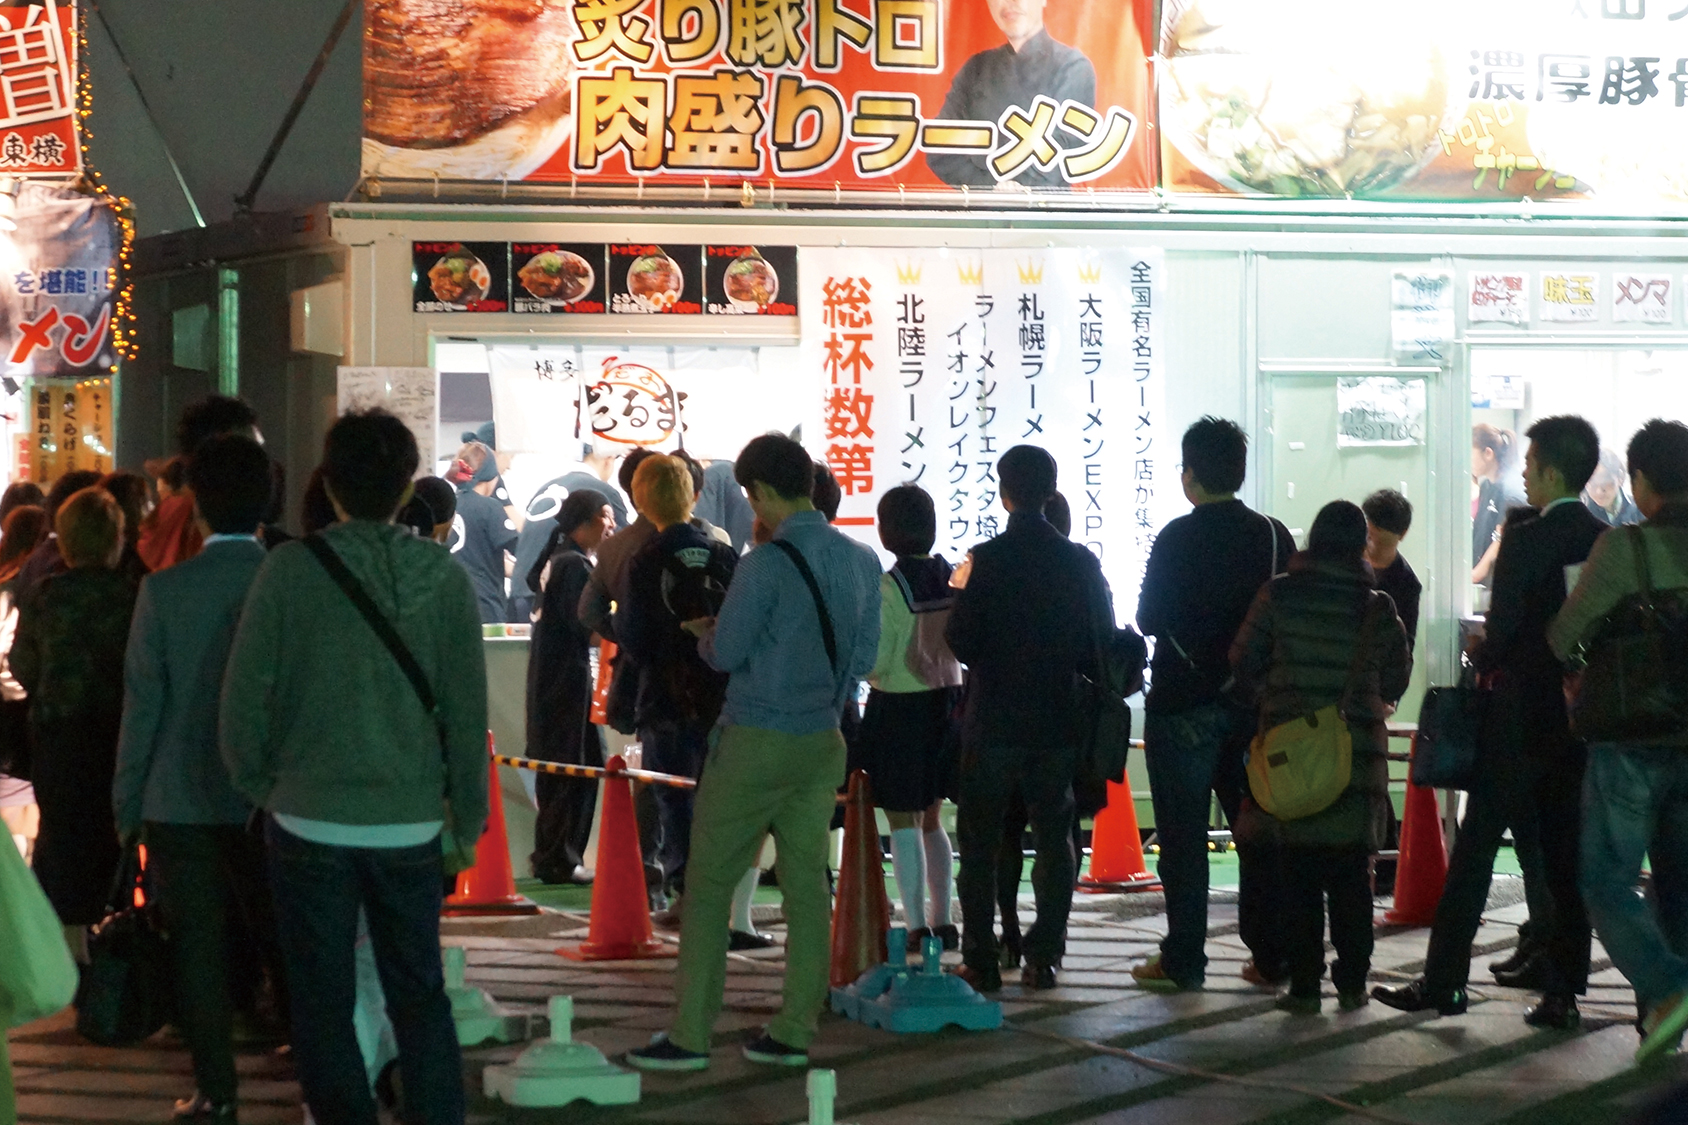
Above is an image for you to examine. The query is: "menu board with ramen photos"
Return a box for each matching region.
[608,244,703,315]
[705,246,798,316]
[511,243,607,314]
[413,242,509,312]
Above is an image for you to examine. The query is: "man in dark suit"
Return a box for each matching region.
[946,445,1112,991]
[1376,415,1607,1029]
[112,434,284,1123]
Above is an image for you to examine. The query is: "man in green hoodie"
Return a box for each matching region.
[221,410,488,1125]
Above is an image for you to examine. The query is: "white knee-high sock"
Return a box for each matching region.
[924,826,954,927]
[10,833,25,858]
[730,866,759,933]
[889,827,926,931]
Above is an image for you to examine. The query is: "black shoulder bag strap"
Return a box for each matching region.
[767,538,839,673]
[301,535,444,741]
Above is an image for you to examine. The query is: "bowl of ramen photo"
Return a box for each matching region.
[427,245,492,304]
[518,249,594,304]
[627,252,684,312]
[723,254,779,312]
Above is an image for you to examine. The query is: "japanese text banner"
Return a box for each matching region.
[801,246,1173,621]
[1161,0,1688,203]
[361,0,1154,194]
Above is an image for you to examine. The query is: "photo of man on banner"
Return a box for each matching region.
[928,0,1096,189]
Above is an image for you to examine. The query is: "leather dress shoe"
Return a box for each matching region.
[950,962,1002,993]
[1494,955,1551,991]
[1524,993,1580,1029]
[729,929,777,951]
[1021,962,1057,990]
[1371,978,1468,1015]
[173,1092,237,1122]
[1489,940,1537,975]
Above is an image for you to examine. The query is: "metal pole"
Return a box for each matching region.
[233,0,358,214]
[217,267,239,396]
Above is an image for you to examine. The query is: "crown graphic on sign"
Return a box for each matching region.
[1077,262,1103,284]
[895,259,923,285]
[1016,259,1044,285]
[956,260,983,286]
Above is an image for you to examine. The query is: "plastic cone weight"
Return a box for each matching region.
[1383,738,1449,926]
[445,736,540,916]
[830,770,891,989]
[1079,777,1160,893]
[557,755,674,961]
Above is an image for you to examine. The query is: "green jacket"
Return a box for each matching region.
[219,521,489,835]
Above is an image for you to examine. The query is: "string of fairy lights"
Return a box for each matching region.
[72,0,136,364]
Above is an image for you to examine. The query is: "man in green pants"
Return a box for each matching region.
[626,434,882,1071]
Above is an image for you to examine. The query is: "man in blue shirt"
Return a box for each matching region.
[627,434,880,1072]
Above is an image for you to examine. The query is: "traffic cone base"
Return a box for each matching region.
[557,755,677,962]
[1079,777,1162,893]
[1382,739,1449,927]
[446,737,540,916]
[829,770,891,989]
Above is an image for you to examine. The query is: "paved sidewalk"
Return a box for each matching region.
[9,882,1688,1124]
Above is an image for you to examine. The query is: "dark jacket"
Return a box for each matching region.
[1230,555,1411,849]
[526,540,599,766]
[112,538,265,837]
[616,523,738,728]
[946,509,1111,750]
[1137,500,1295,714]
[1372,553,1421,649]
[14,565,139,923]
[1475,499,1607,754]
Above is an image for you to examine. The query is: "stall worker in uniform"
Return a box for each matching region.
[446,441,519,625]
[512,441,627,620]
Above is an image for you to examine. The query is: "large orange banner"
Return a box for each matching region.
[361,0,1155,194]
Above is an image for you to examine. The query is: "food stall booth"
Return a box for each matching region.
[282,0,1688,867]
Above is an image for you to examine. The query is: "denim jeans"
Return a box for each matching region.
[265,819,464,1125]
[1580,742,1688,1015]
[640,722,710,895]
[1142,703,1232,987]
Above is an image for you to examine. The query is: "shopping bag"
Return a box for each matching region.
[1412,684,1485,790]
[75,848,171,1046]
[0,835,77,1028]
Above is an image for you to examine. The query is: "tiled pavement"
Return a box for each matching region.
[9,882,1688,1124]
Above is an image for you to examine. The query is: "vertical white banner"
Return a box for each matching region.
[802,248,1170,621]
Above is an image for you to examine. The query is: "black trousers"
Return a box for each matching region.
[532,773,597,880]
[958,743,1075,970]
[1533,742,1592,995]
[1280,844,1374,996]
[146,822,286,1107]
[1216,726,1290,978]
[1424,746,1558,994]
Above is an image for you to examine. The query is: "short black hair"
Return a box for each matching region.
[322,410,419,521]
[1181,416,1248,495]
[1308,500,1368,563]
[1526,415,1601,493]
[998,445,1057,509]
[399,476,457,539]
[1046,491,1072,537]
[877,484,935,556]
[188,434,272,535]
[618,447,657,497]
[176,395,258,458]
[734,433,814,501]
[44,469,102,521]
[673,449,706,498]
[1629,419,1688,497]
[812,462,841,522]
[1361,489,1413,537]
[300,467,337,535]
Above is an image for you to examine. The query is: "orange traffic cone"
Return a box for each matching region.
[445,740,541,916]
[1078,776,1161,892]
[830,770,890,989]
[557,755,674,961]
[1383,739,1449,926]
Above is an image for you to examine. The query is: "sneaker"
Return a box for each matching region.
[1637,989,1688,1064]
[742,1030,808,1067]
[625,1034,710,1072]
[1338,990,1370,1012]
[1132,954,1197,993]
[1275,992,1321,1015]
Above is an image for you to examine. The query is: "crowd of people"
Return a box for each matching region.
[2,395,1688,1122]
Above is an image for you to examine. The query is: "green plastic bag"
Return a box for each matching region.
[0,838,77,1029]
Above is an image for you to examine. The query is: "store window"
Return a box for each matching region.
[1467,348,1688,614]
